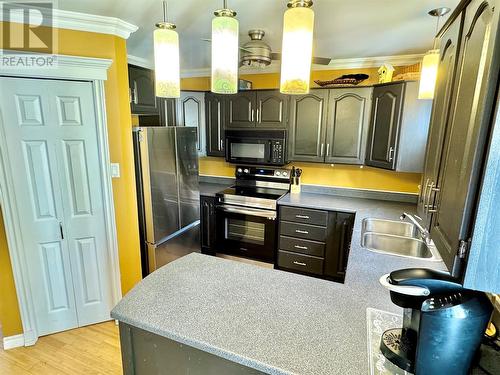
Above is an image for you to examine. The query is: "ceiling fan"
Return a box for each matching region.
[202,29,331,68]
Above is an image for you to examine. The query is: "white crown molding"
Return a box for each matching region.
[128,55,154,69]
[3,333,25,350]
[180,53,424,78]
[0,50,113,80]
[0,6,138,39]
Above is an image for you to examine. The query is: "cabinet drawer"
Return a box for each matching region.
[277,251,324,275]
[280,221,327,242]
[280,206,328,226]
[279,235,325,257]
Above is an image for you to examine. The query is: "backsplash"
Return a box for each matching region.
[198,157,421,194]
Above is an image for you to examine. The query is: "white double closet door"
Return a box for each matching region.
[0,77,113,336]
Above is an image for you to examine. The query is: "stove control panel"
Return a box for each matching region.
[235,166,291,181]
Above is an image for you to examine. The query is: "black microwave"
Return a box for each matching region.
[225,129,287,166]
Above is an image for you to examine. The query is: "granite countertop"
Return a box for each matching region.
[111,193,447,375]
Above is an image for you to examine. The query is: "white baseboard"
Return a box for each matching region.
[3,334,25,350]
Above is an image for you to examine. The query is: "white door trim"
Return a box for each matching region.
[0,52,121,346]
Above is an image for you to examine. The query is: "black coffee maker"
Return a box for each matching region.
[379,268,492,375]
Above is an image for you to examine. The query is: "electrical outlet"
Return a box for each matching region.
[110,163,120,178]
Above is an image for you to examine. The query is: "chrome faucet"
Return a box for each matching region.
[400,212,431,244]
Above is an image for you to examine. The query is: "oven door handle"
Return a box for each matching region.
[217,205,277,220]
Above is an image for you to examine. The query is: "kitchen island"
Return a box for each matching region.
[111,196,446,375]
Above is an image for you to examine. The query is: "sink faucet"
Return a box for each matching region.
[400,212,431,244]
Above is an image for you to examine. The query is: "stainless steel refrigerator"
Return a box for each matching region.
[133,127,200,277]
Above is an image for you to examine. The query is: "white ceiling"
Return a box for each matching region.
[57,0,460,72]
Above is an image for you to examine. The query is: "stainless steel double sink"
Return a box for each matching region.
[361,218,442,261]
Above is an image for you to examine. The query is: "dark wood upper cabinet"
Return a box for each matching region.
[205,93,226,157]
[288,90,329,162]
[256,91,288,128]
[325,87,372,164]
[128,65,158,115]
[365,82,404,170]
[430,0,499,275]
[226,91,255,128]
[177,92,206,155]
[158,98,177,126]
[417,14,464,227]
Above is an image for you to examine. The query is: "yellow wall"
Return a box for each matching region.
[0,25,142,336]
[199,157,420,193]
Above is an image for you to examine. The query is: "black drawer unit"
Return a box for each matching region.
[279,235,325,257]
[279,221,327,242]
[277,205,355,283]
[277,251,324,276]
[280,206,328,226]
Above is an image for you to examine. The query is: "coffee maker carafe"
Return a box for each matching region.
[379,268,492,374]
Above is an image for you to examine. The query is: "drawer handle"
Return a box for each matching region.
[293,261,307,266]
[295,229,309,234]
[295,215,310,219]
[294,245,308,250]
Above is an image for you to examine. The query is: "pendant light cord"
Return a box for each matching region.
[163,0,168,23]
[432,15,441,49]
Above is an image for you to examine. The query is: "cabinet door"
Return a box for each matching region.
[324,212,354,280]
[178,92,206,155]
[417,16,463,226]
[288,90,329,162]
[129,65,158,115]
[431,0,499,273]
[226,91,255,128]
[159,98,177,126]
[365,83,404,170]
[256,91,289,128]
[205,93,225,156]
[325,87,372,164]
[200,196,217,255]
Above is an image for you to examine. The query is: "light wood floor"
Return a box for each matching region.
[0,321,122,375]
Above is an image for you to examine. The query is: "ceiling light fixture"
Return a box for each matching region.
[211,0,239,94]
[418,7,451,100]
[280,0,315,95]
[153,0,180,98]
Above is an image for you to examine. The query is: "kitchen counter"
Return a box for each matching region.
[112,193,447,374]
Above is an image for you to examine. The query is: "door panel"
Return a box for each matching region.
[129,65,158,115]
[431,0,498,272]
[365,83,404,169]
[178,92,206,155]
[1,78,78,335]
[256,91,288,128]
[326,88,372,164]
[205,93,225,156]
[417,16,463,226]
[226,92,255,128]
[0,77,114,334]
[289,90,329,162]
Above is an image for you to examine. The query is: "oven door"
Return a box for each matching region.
[225,138,271,165]
[216,204,276,262]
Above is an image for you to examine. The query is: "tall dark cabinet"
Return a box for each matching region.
[417,15,463,228]
[205,93,226,156]
[128,65,158,115]
[427,0,499,275]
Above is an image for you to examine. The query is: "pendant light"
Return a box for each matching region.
[418,7,451,100]
[280,0,315,95]
[211,0,239,94]
[153,0,180,98]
